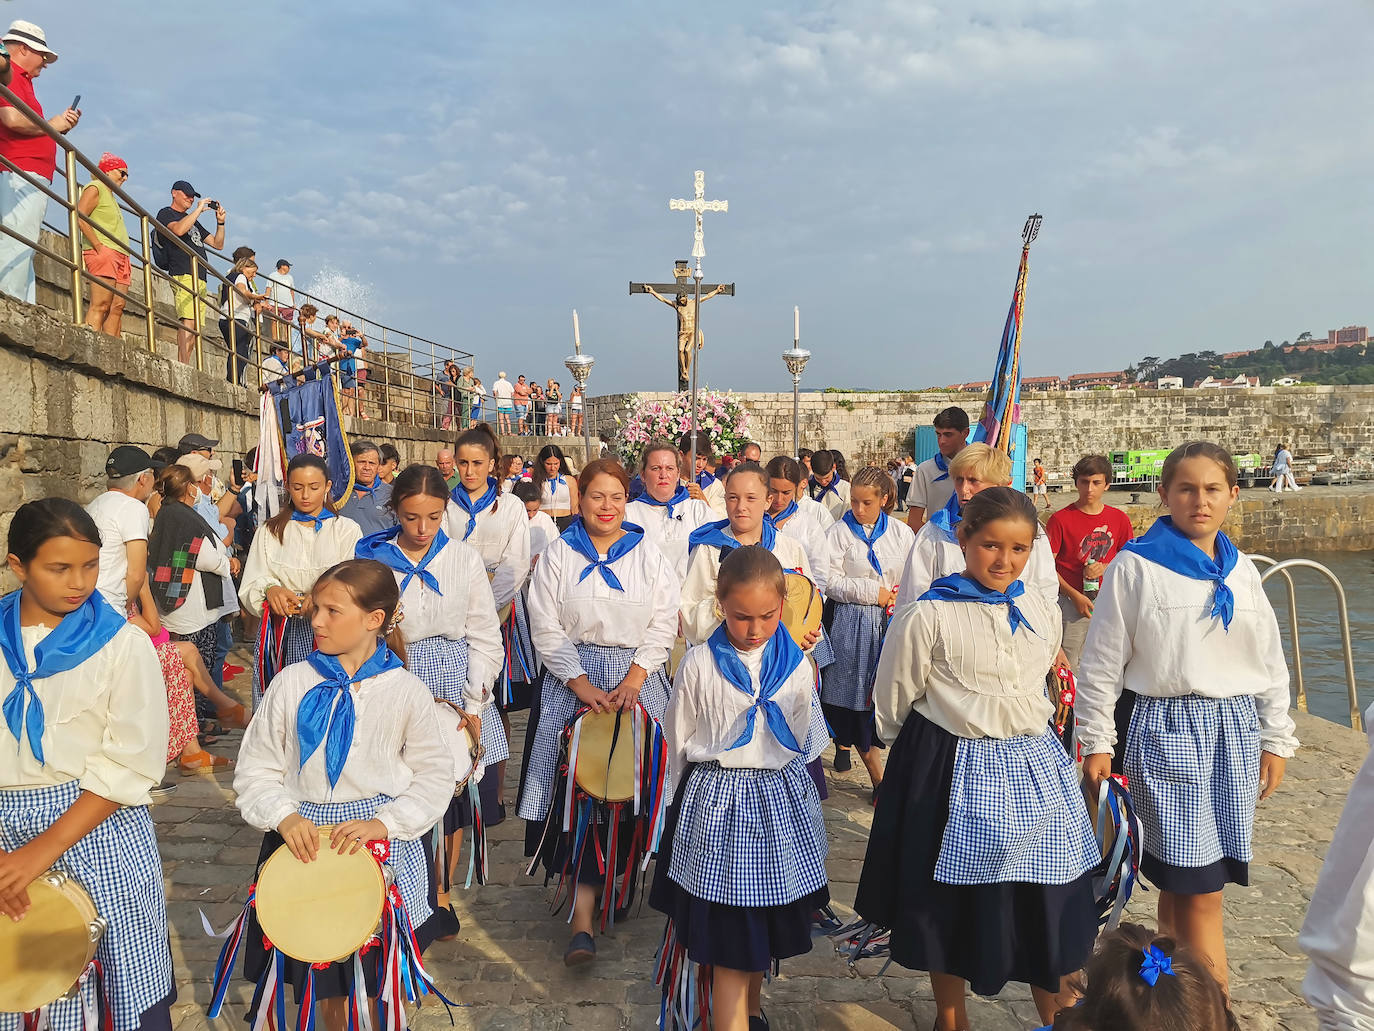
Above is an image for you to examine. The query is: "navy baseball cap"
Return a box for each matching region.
[171,180,200,197]
[105,445,165,477]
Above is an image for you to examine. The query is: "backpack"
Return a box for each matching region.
[150,221,174,272]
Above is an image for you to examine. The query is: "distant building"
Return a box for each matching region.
[1271,376,1302,386]
[1195,373,1260,389]
[1329,325,1368,346]
[1155,375,1184,389]
[1022,375,1065,391]
[1067,370,1127,390]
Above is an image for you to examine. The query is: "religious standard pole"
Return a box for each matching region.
[782,305,811,460]
[670,170,727,479]
[564,309,595,466]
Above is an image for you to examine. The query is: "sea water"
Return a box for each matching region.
[1262,550,1373,728]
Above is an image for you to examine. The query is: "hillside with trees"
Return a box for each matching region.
[1131,332,1374,386]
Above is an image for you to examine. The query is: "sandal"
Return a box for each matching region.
[179,750,232,775]
[216,703,250,730]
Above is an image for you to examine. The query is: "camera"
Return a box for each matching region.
[207,200,220,211]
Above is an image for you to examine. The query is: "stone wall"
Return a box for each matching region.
[1112,487,1374,553]
[587,386,1374,474]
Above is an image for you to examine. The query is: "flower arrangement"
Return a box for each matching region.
[612,389,754,463]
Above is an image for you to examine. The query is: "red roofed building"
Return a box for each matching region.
[1067,370,1127,390]
[1022,375,1065,390]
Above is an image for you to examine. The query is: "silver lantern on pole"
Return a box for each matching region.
[782,306,811,460]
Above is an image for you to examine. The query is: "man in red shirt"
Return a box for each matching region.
[1046,454,1136,669]
[0,20,79,303]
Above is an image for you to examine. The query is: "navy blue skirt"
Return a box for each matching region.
[443,770,503,833]
[854,710,1096,996]
[650,765,829,972]
[822,702,884,752]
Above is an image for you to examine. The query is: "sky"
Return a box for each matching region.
[24,0,1374,393]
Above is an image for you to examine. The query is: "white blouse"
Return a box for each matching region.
[390,537,503,712]
[162,530,239,636]
[812,478,851,522]
[626,495,718,583]
[665,640,814,793]
[1074,550,1299,758]
[873,590,1063,743]
[443,494,531,610]
[528,511,559,560]
[700,477,726,516]
[825,517,916,606]
[527,533,679,681]
[239,515,363,612]
[774,509,833,599]
[539,477,573,513]
[0,621,167,806]
[797,495,836,531]
[892,519,1058,612]
[233,662,452,841]
[679,530,810,647]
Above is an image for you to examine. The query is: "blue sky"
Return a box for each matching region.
[25,0,1373,392]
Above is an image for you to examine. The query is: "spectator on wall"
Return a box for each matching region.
[0,21,78,304]
[156,180,226,364]
[493,371,516,434]
[220,253,268,386]
[264,258,295,345]
[76,152,132,336]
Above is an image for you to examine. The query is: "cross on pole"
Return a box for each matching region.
[668,170,728,478]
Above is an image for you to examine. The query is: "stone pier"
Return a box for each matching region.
[163,654,1360,1031]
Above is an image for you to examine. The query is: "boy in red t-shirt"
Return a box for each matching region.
[1046,454,1136,668]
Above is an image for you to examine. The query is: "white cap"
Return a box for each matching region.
[2,21,56,62]
[498,371,508,379]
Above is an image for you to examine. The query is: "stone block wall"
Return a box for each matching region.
[588,387,1374,475]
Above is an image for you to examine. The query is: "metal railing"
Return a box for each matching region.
[0,79,473,429]
[1250,554,1361,731]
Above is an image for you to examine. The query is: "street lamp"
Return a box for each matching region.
[782,306,810,460]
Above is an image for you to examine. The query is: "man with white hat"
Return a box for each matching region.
[492,369,516,434]
[0,21,79,303]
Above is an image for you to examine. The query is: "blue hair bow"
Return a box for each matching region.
[1139,945,1175,987]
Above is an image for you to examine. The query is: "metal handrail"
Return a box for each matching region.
[0,78,473,429]
[1251,554,1362,731]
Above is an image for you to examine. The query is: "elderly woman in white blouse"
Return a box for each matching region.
[520,458,678,967]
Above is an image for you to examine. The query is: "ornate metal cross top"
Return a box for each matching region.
[1023,213,1043,246]
[670,170,728,264]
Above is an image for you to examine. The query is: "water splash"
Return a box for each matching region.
[301,264,378,324]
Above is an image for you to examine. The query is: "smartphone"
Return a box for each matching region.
[207,200,220,211]
[232,458,244,484]
[71,94,80,110]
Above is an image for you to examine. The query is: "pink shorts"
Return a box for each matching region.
[83,247,132,286]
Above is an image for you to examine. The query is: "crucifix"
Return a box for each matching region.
[629,261,735,391]
[630,171,734,391]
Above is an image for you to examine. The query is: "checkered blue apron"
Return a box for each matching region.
[296,795,432,927]
[406,635,509,765]
[802,683,829,764]
[668,759,828,907]
[517,643,671,823]
[811,628,836,669]
[935,728,1100,886]
[0,782,173,1031]
[508,591,538,684]
[1123,693,1261,870]
[820,602,886,712]
[252,614,315,708]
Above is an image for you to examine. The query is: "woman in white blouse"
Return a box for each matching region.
[442,425,532,809]
[520,459,678,966]
[0,499,175,1031]
[232,559,452,1027]
[854,489,1098,1031]
[240,454,362,706]
[821,467,916,797]
[533,443,578,529]
[357,463,503,926]
[624,439,716,584]
[651,547,829,1031]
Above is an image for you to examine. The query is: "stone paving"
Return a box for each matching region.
[162,657,1364,1030]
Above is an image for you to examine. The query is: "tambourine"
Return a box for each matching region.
[0,868,107,1014]
[487,570,513,625]
[433,698,485,795]
[254,828,390,964]
[781,571,823,648]
[570,708,647,804]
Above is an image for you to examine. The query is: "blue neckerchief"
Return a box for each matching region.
[1121,516,1239,630]
[695,470,716,489]
[772,500,799,525]
[355,526,448,596]
[926,492,963,542]
[292,508,337,533]
[506,475,521,491]
[561,517,644,592]
[543,474,566,501]
[451,477,499,541]
[352,479,380,498]
[933,451,950,482]
[707,623,805,753]
[688,516,777,555]
[0,590,126,764]
[918,573,1036,635]
[639,484,691,520]
[842,510,889,575]
[813,476,840,502]
[299,642,404,789]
